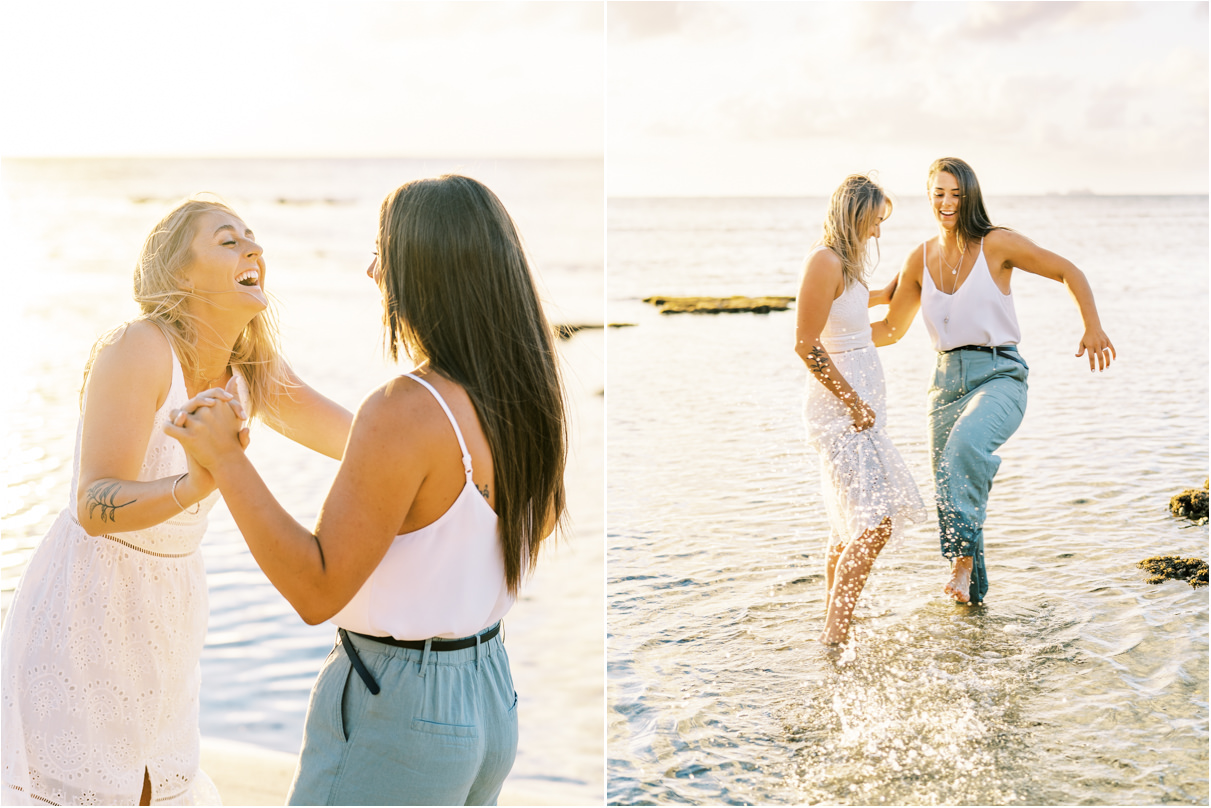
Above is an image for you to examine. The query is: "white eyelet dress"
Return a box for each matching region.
[1,348,230,806]
[802,272,927,550]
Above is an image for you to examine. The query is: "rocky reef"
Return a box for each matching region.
[1169,479,1208,522]
[1138,556,1208,588]
[643,295,794,314]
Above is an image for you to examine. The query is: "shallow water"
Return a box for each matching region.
[1,157,604,804]
[607,195,1209,804]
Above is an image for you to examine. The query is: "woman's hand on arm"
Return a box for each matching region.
[871,248,923,347]
[265,365,354,460]
[795,250,875,431]
[75,322,216,535]
[867,272,899,307]
[995,230,1116,371]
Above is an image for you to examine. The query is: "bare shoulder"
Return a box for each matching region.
[801,247,844,295]
[354,375,447,447]
[361,375,437,422]
[983,228,1038,269]
[983,227,1035,253]
[86,319,173,404]
[805,245,843,273]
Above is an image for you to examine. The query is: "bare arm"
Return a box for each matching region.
[991,230,1116,371]
[871,246,924,347]
[75,322,222,535]
[166,379,428,624]
[867,272,898,307]
[794,250,875,431]
[263,365,354,460]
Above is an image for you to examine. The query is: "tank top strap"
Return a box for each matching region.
[403,373,474,480]
[921,241,934,290]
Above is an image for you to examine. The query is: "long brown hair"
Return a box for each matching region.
[377,175,567,595]
[83,198,288,420]
[927,157,999,251]
[819,174,890,288]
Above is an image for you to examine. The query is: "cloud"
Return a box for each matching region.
[954,1,1121,42]
[607,1,748,43]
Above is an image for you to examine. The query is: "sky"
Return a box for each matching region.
[0,1,603,159]
[608,1,1209,196]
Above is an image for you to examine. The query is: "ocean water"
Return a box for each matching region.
[0,157,604,805]
[607,194,1209,804]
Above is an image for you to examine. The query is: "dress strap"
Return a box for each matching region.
[403,373,474,480]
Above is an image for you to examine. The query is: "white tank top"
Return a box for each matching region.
[331,373,513,640]
[809,246,874,354]
[920,239,1021,351]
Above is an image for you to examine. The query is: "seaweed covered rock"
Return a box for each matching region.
[1138,556,1208,588]
[1169,478,1208,522]
[643,295,794,314]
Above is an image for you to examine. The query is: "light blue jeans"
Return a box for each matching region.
[928,347,1028,604]
[286,624,517,806]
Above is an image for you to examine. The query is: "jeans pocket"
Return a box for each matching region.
[338,659,361,742]
[410,716,479,746]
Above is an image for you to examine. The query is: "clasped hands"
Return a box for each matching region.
[163,377,251,473]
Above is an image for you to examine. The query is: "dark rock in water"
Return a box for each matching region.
[1138,556,1208,588]
[553,324,604,340]
[643,295,794,315]
[608,322,637,329]
[1169,478,1208,521]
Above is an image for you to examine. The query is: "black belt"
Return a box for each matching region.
[337,623,502,695]
[942,344,1017,354]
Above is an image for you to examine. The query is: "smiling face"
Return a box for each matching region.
[180,210,268,312]
[930,170,962,232]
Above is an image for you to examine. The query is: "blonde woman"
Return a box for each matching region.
[168,175,566,805]
[796,174,926,646]
[0,199,351,806]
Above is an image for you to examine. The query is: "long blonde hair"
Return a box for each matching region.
[83,198,288,422]
[377,175,567,595]
[819,174,890,288]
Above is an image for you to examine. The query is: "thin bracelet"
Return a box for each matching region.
[171,472,200,515]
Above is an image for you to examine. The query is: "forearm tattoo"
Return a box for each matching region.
[806,345,832,376]
[86,481,137,524]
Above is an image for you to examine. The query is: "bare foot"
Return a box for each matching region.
[943,556,973,603]
[818,628,846,646]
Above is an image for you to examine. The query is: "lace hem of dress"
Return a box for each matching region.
[67,515,198,559]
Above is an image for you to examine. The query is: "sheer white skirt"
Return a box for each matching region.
[803,345,926,550]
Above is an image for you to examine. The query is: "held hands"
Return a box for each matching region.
[1075,327,1116,372]
[163,378,250,471]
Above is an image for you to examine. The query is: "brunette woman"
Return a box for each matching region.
[168,175,567,805]
[873,157,1115,605]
